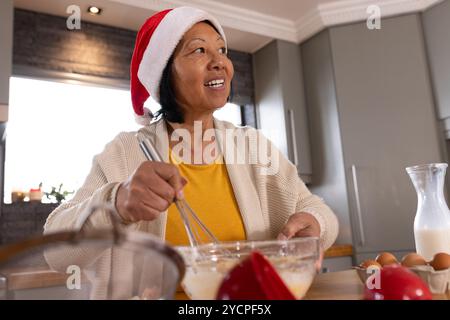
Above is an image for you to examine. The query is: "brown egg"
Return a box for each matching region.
[401,253,427,267]
[375,252,398,266]
[430,252,450,271]
[359,259,382,269]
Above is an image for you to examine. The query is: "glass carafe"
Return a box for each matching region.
[406,163,450,261]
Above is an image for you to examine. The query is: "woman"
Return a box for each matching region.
[44,6,338,298]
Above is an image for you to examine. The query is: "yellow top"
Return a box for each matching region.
[165,149,247,246]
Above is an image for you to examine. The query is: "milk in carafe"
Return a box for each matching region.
[414,228,450,261]
[406,163,450,261]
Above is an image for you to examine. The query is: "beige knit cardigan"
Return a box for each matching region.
[43,117,338,298]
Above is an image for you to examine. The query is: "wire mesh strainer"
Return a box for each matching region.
[0,204,185,300]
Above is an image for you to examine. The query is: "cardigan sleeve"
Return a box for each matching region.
[251,128,339,251]
[294,178,339,251]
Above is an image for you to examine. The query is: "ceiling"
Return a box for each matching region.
[215,0,337,21]
[14,0,445,53]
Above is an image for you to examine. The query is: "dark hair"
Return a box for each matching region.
[154,55,184,123]
[154,20,233,124]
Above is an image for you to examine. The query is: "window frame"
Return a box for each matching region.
[13,65,130,91]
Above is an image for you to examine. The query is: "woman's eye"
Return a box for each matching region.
[219,47,227,55]
[194,47,205,54]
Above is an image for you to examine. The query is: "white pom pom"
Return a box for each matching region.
[134,107,154,126]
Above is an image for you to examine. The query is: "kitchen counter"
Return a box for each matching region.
[2,268,449,299]
[305,270,364,300]
[323,244,353,258]
[304,270,450,300]
[5,244,448,300]
[1,266,68,290]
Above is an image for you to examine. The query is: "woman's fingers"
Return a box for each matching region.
[115,161,188,223]
[315,249,325,273]
[144,172,177,203]
[139,187,170,212]
[278,213,323,273]
[129,202,161,222]
[277,213,321,240]
[277,214,308,240]
[153,162,186,200]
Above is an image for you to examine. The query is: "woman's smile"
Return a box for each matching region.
[204,78,225,90]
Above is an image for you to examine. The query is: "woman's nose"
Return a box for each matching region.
[208,53,225,71]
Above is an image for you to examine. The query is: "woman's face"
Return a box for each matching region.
[171,22,234,117]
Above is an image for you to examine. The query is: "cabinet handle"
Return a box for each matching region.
[288,109,299,167]
[351,165,365,246]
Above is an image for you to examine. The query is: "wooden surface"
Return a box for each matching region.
[324,244,353,258]
[2,267,449,299]
[6,269,67,291]
[304,269,450,300]
[1,267,84,291]
[305,270,364,300]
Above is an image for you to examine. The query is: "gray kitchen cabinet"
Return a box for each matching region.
[301,30,354,246]
[0,0,13,206]
[253,40,312,182]
[422,0,450,121]
[0,0,13,122]
[322,257,353,273]
[302,14,444,263]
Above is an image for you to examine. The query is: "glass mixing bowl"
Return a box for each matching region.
[176,237,320,300]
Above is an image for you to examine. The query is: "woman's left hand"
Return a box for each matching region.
[277,212,321,240]
[277,212,324,272]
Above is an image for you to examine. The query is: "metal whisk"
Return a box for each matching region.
[136,133,220,248]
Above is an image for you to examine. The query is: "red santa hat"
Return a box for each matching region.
[130,6,227,125]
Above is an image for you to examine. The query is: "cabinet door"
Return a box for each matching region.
[422,0,450,120]
[0,0,13,121]
[254,40,312,181]
[277,41,313,181]
[330,15,443,253]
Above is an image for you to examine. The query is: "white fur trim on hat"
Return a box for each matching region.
[137,6,227,104]
[134,107,153,126]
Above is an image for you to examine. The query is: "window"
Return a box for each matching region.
[5,77,140,203]
[5,77,243,203]
[214,103,242,126]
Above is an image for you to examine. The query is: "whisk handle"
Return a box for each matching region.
[136,134,164,162]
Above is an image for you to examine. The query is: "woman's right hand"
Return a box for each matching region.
[115,161,187,223]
